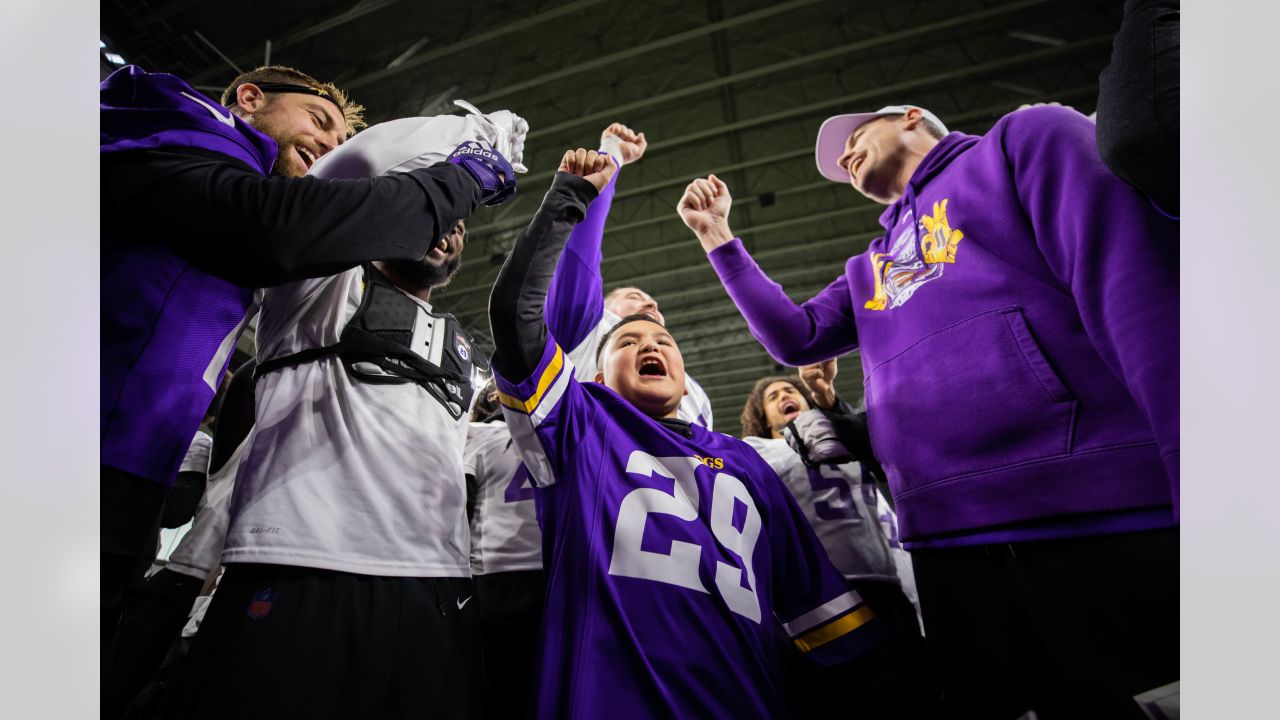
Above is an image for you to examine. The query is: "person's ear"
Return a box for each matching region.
[593,371,606,384]
[902,107,924,131]
[234,82,268,114]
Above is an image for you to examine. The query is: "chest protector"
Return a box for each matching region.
[254,263,485,419]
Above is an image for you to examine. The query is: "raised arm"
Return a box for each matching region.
[103,140,515,288]
[544,124,647,348]
[490,150,618,381]
[677,175,859,365]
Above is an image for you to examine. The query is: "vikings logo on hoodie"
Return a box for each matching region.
[865,199,965,311]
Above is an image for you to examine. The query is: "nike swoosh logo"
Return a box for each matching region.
[180,91,236,127]
[456,595,473,610]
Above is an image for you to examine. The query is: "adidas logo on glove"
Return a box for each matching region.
[452,142,500,162]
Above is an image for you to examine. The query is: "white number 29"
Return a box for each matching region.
[607,451,763,623]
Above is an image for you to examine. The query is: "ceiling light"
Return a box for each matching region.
[99,40,107,49]
[105,52,127,65]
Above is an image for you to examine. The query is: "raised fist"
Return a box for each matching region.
[600,122,647,165]
[798,359,838,410]
[558,148,618,193]
[677,174,733,240]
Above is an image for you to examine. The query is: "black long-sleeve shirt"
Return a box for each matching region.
[102,147,483,288]
[489,173,598,380]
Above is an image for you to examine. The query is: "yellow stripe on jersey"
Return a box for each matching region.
[793,605,876,654]
[497,345,565,414]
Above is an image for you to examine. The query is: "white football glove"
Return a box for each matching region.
[454,100,529,174]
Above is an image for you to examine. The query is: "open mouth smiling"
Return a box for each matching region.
[297,146,318,169]
[638,356,667,378]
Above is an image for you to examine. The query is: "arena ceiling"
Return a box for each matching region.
[102,0,1122,433]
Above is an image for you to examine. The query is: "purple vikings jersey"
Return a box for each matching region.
[495,337,884,719]
[100,66,275,485]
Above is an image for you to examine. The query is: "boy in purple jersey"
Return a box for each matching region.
[544,123,714,427]
[488,149,884,719]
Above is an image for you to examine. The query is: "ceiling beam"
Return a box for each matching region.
[634,35,1110,155]
[455,0,826,108]
[189,0,409,83]
[522,0,1057,141]
[341,0,612,92]
[440,202,880,307]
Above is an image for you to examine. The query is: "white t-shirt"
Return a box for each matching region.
[165,433,251,581]
[463,420,542,575]
[565,308,714,428]
[744,436,898,583]
[221,266,471,577]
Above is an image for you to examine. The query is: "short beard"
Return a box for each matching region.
[383,255,461,291]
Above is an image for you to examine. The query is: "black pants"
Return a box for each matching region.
[102,465,169,656]
[474,570,547,720]
[912,527,1179,720]
[782,578,941,719]
[102,568,204,720]
[1096,0,1180,215]
[161,564,482,719]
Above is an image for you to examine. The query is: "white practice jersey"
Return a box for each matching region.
[166,433,251,581]
[565,308,714,428]
[179,430,212,473]
[745,436,898,583]
[154,430,213,565]
[463,420,542,575]
[222,267,471,577]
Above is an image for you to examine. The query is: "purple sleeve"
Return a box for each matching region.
[1003,106,1180,514]
[544,157,619,350]
[707,239,859,365]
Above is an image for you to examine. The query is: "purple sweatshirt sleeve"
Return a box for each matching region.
[707,239,859,366]
[1002,106,1180,513]
[543,157,619,350]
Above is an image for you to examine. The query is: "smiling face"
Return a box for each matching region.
[245,89,348,178]
[833,115,914,204]
[383,220,466,291]
[604,287,665,325]
[762,380,811,438]
[593,317,687,419]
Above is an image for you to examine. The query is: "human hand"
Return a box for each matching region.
[600,122,647,165]
[558,148,618,193]
[446,140,517,206]
[798,359,838,410]
[677,174,735,251]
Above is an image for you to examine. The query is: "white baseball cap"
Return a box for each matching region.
[814,105,949,183]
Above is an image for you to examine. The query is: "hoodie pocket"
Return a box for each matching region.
[864,306,1075,497]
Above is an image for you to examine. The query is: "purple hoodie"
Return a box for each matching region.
[708,106,1178,545]
[100,66,275,486]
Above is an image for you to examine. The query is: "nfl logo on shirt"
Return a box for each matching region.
[247,588,277,620]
